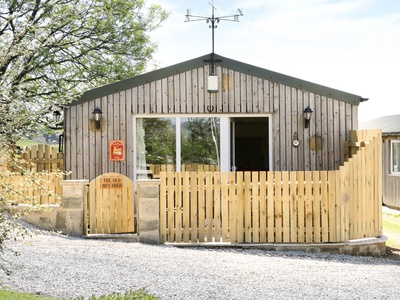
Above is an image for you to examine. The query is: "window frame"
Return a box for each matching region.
[390,139,400,175]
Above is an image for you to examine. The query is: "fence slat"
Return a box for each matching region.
[236,172,244,243]
[214,172,221,242]
[252,172,260,243]
[289,171,298,242]
[305,172,313,243]
[175,172,182,242]
[190,171,198,242]
[313,171,321,243]
[328,170,337,242]
[297,172,305,243]
[259,172,267,243]
[275,172,283,243]
[182,172,190,242]
[321,172,329,242]
[205,172,213,242]
[267,172,275,242]
[221,172,229,242]
[282,171,290,243]
[198,172,205,242]
[244,172,252,243]
[167,172,175,242]
[228,172,237,243]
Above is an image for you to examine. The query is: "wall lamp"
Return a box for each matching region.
[51,110,64,153]
[303,106,313,128]
[53,110,62,123]
[92,107,102,129]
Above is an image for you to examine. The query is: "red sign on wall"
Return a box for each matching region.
[109,140,125,161]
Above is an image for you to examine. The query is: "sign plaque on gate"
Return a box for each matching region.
[100,175,123,189]
[109,140,125,161]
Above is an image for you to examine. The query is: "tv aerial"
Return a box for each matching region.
[185,1,243,75]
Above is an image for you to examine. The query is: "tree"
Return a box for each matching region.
[0,0,168,144]
[0,0,168,272]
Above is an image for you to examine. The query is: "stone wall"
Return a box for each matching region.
[15,180,88,236]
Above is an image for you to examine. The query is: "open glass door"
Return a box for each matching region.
[230,117,270,171]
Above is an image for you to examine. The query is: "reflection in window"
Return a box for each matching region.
[392,141,400,174]
[136,118,175,179]
[136,117,220,178]
[181,117,220,171]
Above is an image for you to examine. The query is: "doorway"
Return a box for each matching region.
[231,117,269,171]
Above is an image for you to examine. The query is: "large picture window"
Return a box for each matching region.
[135,116,220,179]
[391,140,400,175]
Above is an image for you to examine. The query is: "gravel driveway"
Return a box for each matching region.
[1,227,400,300]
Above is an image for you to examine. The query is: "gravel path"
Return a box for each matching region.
[1,227,400,300]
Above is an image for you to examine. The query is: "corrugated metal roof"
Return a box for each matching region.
[70,53,367,107]
[360,115,400,134]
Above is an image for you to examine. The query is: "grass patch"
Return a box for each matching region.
[16,139,45,148]
[0,289,159,300]
[77,289,160,300]
[0,289,57,300]
[16,140,59,148]
[383,212,400,249]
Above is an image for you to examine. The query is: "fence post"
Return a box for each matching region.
[137,179,161,245]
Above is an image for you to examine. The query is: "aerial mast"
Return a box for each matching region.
[185,2,243,77]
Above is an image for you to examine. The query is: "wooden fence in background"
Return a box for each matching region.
[3,172,63,205]
[20,144,64,172]
[159,130,382,244]
[1,144,64,205]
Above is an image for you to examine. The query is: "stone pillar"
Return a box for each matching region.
[59,180,89,236]
[137,179,161,245]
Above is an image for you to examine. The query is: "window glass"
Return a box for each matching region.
[136,118,176,179]
[181,117,220,171]
[392,141,400,174]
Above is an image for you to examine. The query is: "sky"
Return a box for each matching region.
[148,0,400,122]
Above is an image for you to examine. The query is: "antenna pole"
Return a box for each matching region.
[185,2,243,75]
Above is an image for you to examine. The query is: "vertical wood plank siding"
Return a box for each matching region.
[65,65,358,181]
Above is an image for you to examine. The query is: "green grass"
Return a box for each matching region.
[0,289,57,300]
[0,289,159,300]
[16,140,59,148]
[383,212,400,249]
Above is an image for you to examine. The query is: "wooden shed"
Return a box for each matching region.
[64,53,367,183]
[62,53,386,249]
[361,115,400,210]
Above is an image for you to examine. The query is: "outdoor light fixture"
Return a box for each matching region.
[48,109,64,153]
[92,107,102,129]
[53,110,62,123]
[303,106,313,128]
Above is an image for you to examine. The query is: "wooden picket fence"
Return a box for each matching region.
[20,144,64,172]
[1,144,64,205]
[159,130,382,244]
[3,172,63,205]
